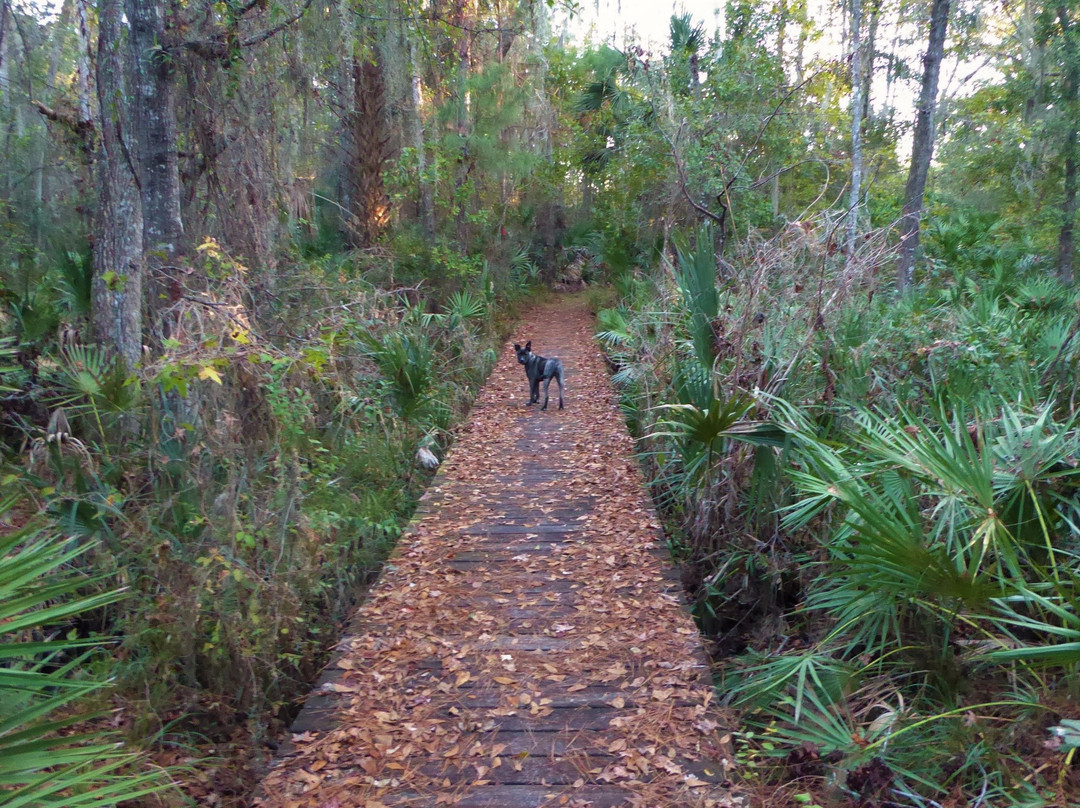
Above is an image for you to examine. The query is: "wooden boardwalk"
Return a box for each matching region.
[254,299,740,808]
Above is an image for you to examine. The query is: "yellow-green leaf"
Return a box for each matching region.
[198,366,223,385]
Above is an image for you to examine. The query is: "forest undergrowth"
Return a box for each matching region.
[594,215,1080,807]
[0,236,537,805]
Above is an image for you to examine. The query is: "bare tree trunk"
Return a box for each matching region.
[451,0,473,248]
[896,0,951,292]
[1057,4,1078,283]
[8,10,27,139]
[845,0,864,265]
[862,0,881,122]
[33,0,73,246]
[1061,129,1077,283]
[74,0,94,133]
[93,0,144,375]
[795,0,809,83]
[127,0,185,326]
[409,36,435,240]
[0,1,7,74]
[336,0,355,226]
[0,2,9,204]
[777,0,787,69]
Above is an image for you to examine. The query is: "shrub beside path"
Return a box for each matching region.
[254,297,742,807]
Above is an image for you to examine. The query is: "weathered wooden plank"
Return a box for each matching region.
[434,688,675,710]
[460,524,586,535]
[473,706,620,733]
[382,784,635,807]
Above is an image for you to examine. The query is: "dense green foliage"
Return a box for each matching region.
[577,4,1080,804]
[601,239,1080,806]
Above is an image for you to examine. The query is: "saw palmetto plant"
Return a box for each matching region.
[0,498,169,806]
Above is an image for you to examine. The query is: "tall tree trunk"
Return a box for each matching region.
[344,55,391,247]
[0,2,9,204]
[451,0,473,248]
[896,0,951,291]
[777,0,787,68]
[93,0,144,375]
[8,9,26,139]
[74,0,94,138]
[337,0,355,225]
[33,0,73,246]
[1021,0,1047,124]
[1057,4,1078,282]
[127,0,185,327]
[862,0,881,122]
[795,0,809,83]
[0,1,7,73]
[845,0,864,265]
[409,36,435,240]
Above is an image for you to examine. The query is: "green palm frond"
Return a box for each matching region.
[443,289,486,329]
[358,329,437,418]
[672,226,720,370]
[649,392,786,489]
[0,337,17,393]
[595,307,632,349]
[54,343,140,421]
[984,584,1080,666]
[727,649,854,721]
[0,498,169,805]
[669,13,705,55]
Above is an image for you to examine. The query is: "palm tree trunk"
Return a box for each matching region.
[345,55,391,247]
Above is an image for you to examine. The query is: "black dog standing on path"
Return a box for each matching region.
[513,341,564,410]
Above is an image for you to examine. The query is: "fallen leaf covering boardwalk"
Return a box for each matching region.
[254,298,741,808]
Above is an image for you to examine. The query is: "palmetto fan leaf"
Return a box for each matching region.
[595,307,632,349]
[774,397,1007,652]
[669,12,705,55]
[0,498,168,805]
[727,648,854,722]
[806,479,997,653]
[53,343,140,420]
[575,46,632,115]
[358,329,437,419]
[649,392,787,489]
[443,289,486,329]
[672,225,720,370]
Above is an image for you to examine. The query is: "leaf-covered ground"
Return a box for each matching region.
[254,297,742,807]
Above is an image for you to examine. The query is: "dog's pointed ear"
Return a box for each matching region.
[513,343,521,351]
[525,341,531,351]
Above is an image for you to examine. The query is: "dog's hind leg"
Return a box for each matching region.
[556,370,564,409]
[541,376,552,410]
